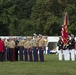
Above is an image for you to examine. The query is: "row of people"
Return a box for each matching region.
[57,34,76,61]
[0,34,45,62]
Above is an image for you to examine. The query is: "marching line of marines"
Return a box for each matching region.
[0,34,45,62]
[57,34,76,61]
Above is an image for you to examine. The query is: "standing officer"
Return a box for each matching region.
[14,38,19,61]
[9,38,15,62]
[24,38,28,61]
[33,34,39,62]
[3,38,7,61]
[68,34,75,61]
[62,35,70,61]
[27,37,33,61]
[18,37,24,61]
[6,39,10,61]
[57,36,64,61]
[3,38,9,61]
[38,34,45,62]
[0,38,4,62]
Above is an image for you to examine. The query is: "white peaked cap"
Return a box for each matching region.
[71,34,74,37]
[33,33,37,36]
[39,34,42,37]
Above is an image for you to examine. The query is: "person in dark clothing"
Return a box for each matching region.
[14,38,19,61]
[68,34,75,61]
[57,36,64,61]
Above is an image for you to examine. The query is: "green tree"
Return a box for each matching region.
[65,4,76,35]
[16,19,34,36]
[0,0,76,36]
[0,0,18,35]
[31,0,64,35]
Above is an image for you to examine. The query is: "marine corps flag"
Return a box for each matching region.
[61,12,69,44]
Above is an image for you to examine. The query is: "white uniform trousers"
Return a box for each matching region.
[70,49,75,61]
[75,50,76,55]
[58,50,62,61]
[63,49,70,61]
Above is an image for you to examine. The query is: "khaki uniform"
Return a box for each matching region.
[4,41,9,61]
[18,40,24,47]
[33,38,38,47]
[24,40,33,49]
[26,39,33,61]
[4,41,7,47]
[5,41,10,61]
[24,40,28,61]
[39,38,45,48]
[23,40,27,48]
[6,41,10,48]
[9,40,15,48]
[18,40,24,61]
[9,40,15,62]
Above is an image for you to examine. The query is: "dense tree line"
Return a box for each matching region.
[0,0,76,36]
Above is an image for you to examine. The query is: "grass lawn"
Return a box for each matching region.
[0,54,76,75]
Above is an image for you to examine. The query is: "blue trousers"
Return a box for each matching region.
[24,48,28,61]
[33,47,38,62]
[19,46,23,61]
[7,48,10,61]
[4,47,9,61]
[28,48,33,61]
[39,47,44,62]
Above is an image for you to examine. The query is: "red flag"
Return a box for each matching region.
[61,12,69,44]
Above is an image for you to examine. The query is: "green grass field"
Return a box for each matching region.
[0,54,76,75]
